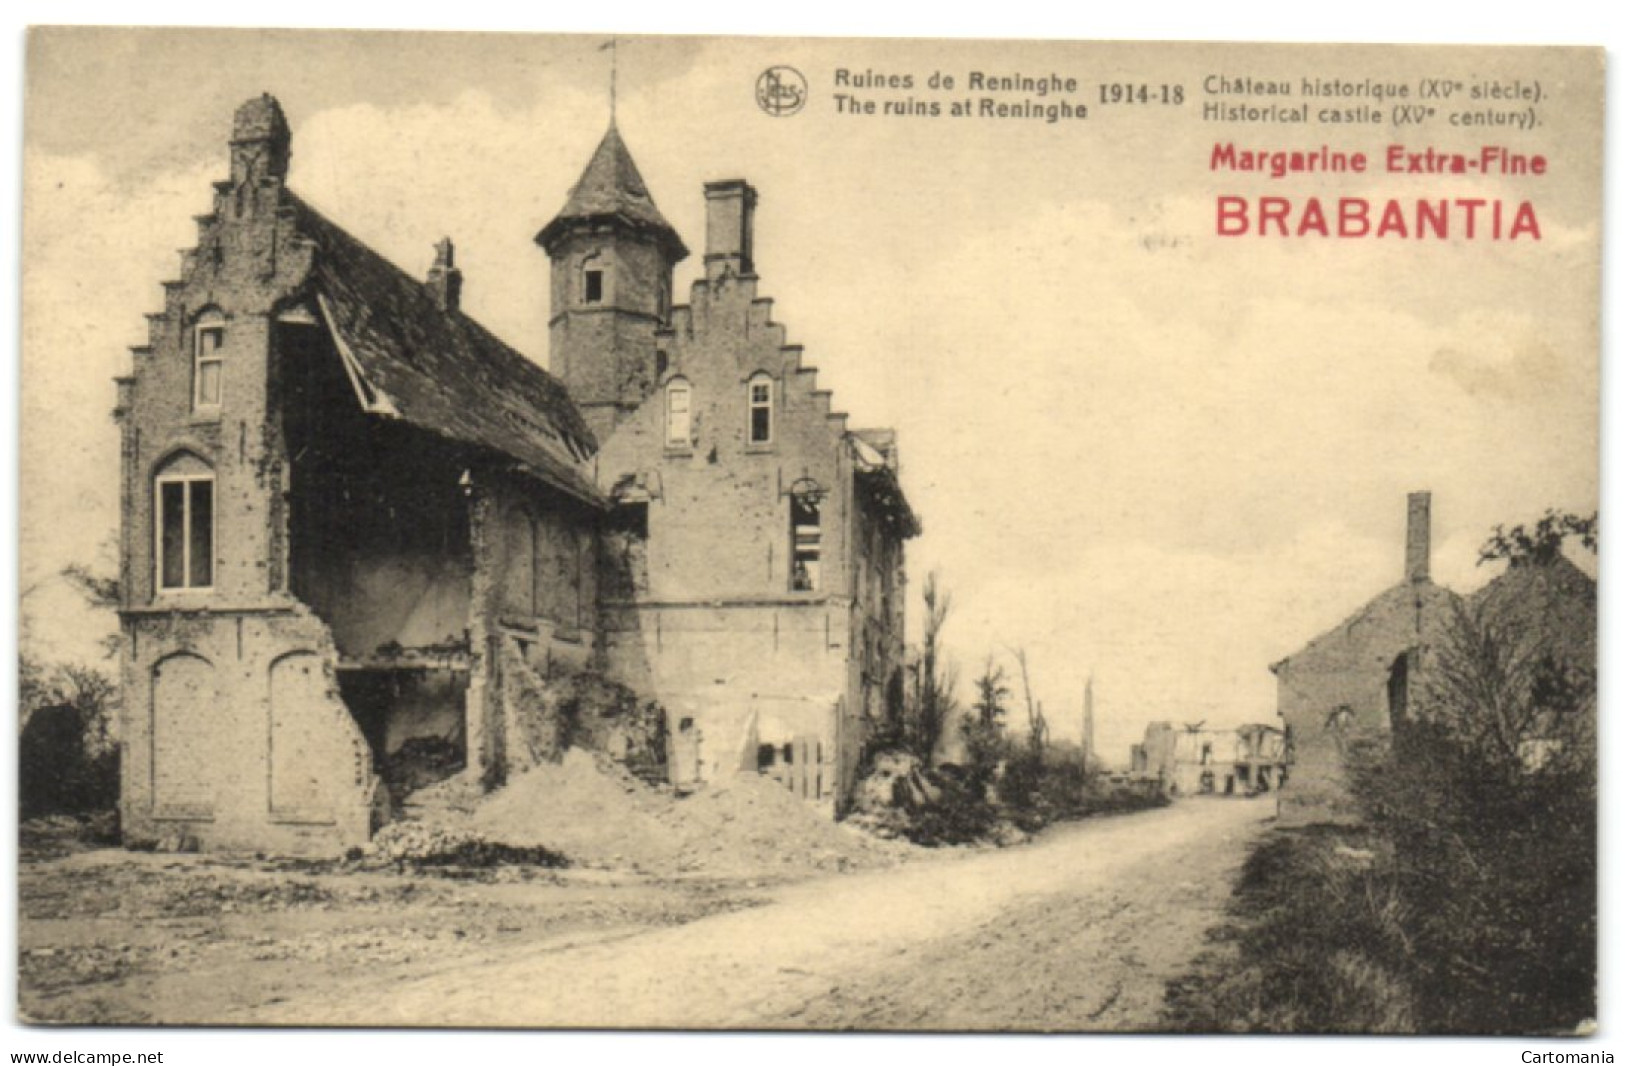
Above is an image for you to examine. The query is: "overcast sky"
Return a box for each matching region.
[21,31,1601,764]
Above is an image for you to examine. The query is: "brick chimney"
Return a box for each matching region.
[704,179,757,281]
[426,237,462,314]
[1405,491,1431,583]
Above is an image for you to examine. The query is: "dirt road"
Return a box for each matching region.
[241,798,1270,1030]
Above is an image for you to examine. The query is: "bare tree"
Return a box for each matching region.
[1009,645,1048,754]
[907,571,958,761]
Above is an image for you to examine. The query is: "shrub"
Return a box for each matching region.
[19,659,119,818]
[1347,724,1595,1031]
[1354,597,1597,1033]
[1168,596,1596,1035]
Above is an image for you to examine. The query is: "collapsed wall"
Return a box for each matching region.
[120,605,386,855]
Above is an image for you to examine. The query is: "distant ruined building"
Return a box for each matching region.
[1270,492,1596,825]
[114,95,917,855]
[1131,721,1286,798]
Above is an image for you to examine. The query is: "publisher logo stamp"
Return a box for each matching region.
[756,66,808,116]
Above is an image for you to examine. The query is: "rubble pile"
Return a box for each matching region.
[846,751,942,838]
[465,748,911,879]
[666,773,910,877]
[499,662,669,786]
[555,674,669,786]
[370,820,567,870]
[846,750,1009,847]
[471,748,678,871]
[384,735,465,800]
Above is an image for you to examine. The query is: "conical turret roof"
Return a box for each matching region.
[536,124,687,259]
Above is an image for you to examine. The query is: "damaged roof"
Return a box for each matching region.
[1268,579,1460,675]
[289,193,602,505]
[849,429,921,539]
[534,124,688,259]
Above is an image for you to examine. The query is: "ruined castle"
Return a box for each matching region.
[114,95,917,854]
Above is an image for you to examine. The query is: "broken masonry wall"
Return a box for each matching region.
[592,270,850,606]
[120,606,382,855]
[336,669,469,800]
[563,673,669,785]
[1135,723,1179,791]
[589,264,878,809]
[602,600,849,799]
[116,120,380,855]
[494,636,670,783]
[1275,581,1459,826]
[283,320,474,663]
[842,462,911,804]
[464,468,602,787]
[498,638,568,770]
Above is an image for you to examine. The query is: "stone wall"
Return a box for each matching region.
[114,97,383,854]
[590,202,883,807]
[116,96,605,853]
[120,606,382,855]
[1273,580,1459,825]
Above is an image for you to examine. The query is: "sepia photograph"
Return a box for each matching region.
[12,22,1606,1043]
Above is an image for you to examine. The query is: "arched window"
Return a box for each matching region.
[748,373,774,444]
[665,378,692,446]
[155,453,215,591]
[193,311,226,409]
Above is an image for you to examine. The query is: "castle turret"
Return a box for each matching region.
[536,123,688,440]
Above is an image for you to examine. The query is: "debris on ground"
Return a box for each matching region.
[19,812,118,861]
[383,735,466,803]
[464,748,911,878]
[17,843,764,1025]
[369,821,568,870]
[845,750,1008,847]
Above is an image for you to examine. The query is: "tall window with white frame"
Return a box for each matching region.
[665,378,692,447]
[748,374,773,444]
[155,456,215,592]
[193,313,225,410]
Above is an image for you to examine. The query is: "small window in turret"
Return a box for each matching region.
[584,269,604,304]
[194,315,225,409]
